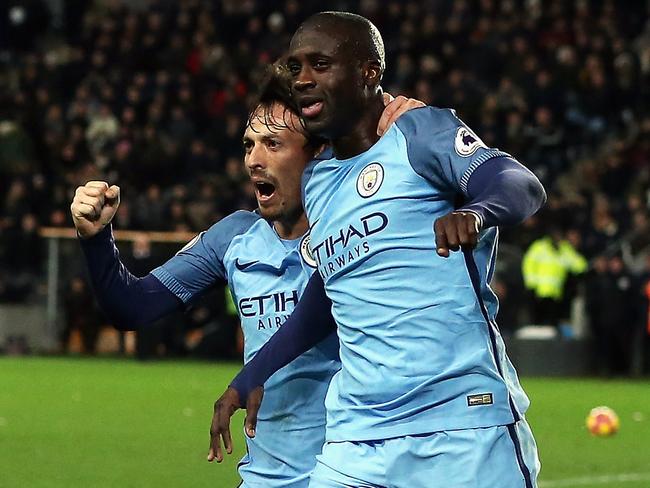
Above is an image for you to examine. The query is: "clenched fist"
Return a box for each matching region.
[70,181,121,239]
[434,211,482,257]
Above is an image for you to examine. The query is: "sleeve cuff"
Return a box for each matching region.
[78,224,113,247]
[453,208,484,230]
[459,150,511,195]
[150,266,194,303]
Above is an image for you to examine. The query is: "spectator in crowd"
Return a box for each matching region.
[85,104,119,157]
[585,253,639,375]
[522,222,588,328]
[62,276,101,353]
[641,257,650,372]
[0,212,43,302]
[621,208,650,275]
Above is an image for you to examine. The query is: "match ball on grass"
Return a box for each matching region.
[586,406,620,436]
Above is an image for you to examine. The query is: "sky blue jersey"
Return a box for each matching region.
[151,211,340,486]
[302,106,530,442]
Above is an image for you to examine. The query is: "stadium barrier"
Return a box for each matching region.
[1,228,640,375]
[0,228,196,353]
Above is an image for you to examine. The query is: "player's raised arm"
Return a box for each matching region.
[208,271,335,461]
[71,181,182,329]
[395,108,546,257]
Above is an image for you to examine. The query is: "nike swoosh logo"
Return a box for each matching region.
[235,259,259,271]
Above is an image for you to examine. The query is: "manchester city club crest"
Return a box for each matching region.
[299,233,317,268]
[454,126,486,157]
[356,162,384,197]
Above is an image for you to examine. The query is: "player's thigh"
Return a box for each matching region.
[387,421,539,488]
[308,441,385,488]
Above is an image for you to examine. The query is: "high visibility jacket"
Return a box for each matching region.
[522,237,587,300]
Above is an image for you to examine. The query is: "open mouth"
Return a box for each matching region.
[299,98,324,118]
[255,181,276,202]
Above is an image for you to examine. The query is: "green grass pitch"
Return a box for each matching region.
[1,357,649,487]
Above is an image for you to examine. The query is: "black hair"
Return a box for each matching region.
[246,62,325,151]
[298,11,385,74]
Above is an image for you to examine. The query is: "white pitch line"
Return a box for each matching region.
[539,472,650,487]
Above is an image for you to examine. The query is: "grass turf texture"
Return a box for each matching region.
[1,357,648,488]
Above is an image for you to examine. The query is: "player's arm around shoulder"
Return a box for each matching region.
[395,107,545,257]
[70,181,120,239]
[376,93,427,136]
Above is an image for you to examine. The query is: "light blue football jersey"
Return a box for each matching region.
[302,106,530,442]
[151,211,340,487]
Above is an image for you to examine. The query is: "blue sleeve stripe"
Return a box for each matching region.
[459,150,511,195]
[151,267,193,303]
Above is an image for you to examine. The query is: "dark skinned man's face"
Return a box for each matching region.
[287,28,367,139]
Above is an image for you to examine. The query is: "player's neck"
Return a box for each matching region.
[331,97,384,160]
[273,212,309,240]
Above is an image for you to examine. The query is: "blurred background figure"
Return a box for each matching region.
[0,212,43,302]
[522,222,587,329]
[585,253,637,375]
[62,276,101,354]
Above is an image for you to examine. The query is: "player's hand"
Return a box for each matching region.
[207,386,264,463]
[434,211,481,258]
[70,181,120,239]
[243,386,263,439]
[377,94,426,136]
[208,387,241,463]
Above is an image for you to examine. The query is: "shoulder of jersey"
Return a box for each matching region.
[202,210,262,245]
[394,105,457,129]
[176,210,261,256]
[207,209,260,232]
[394,106,486,157]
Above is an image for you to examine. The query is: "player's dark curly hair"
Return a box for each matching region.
[246,61,326,152]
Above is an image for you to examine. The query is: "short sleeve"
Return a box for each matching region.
[151,210,259,303]
[395,107,511,196]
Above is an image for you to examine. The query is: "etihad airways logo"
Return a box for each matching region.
[238,290,300,330]
[310,212,389,277]
[238,290,299,317]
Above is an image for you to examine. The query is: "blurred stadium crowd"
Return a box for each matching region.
[0,0,648,371]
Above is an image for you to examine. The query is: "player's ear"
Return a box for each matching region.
[363,60,382,89]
